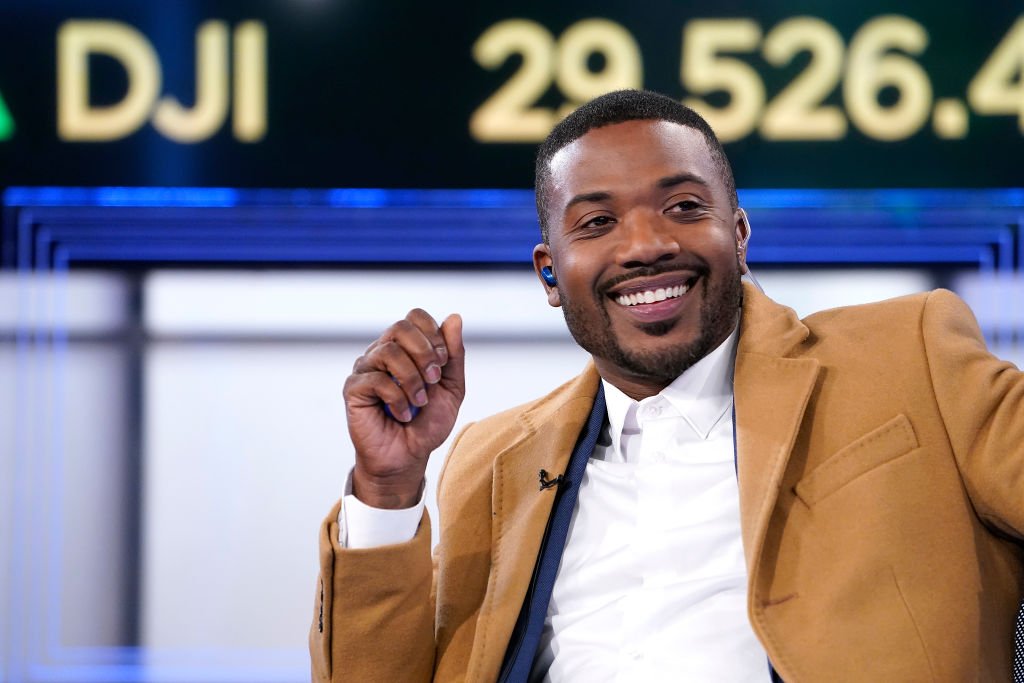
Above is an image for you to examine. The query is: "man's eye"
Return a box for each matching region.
[673,201,699,211]
[584,215,613,228]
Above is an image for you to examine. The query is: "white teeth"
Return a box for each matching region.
[615,282,690,307]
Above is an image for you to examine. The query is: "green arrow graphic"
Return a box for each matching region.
[0,90,14,141]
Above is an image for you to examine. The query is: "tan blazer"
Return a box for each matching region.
[311,284,1024,682]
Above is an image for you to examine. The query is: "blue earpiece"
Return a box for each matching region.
[541,266,557,286]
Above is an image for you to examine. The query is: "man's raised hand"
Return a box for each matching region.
[344,310,465,509]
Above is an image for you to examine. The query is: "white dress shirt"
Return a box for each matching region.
[339,329,767,680]
[529,328,766,681]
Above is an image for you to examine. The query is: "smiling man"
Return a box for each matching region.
[533,115,746,400]
[311,90,1024,682]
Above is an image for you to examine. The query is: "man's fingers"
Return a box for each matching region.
[354,310,445,384]
[353,341,430,410]
[439,313,465,389]
[403,309,444,352]
[347,309,462,423]
[344,371,414,422]
[394,313,447,383]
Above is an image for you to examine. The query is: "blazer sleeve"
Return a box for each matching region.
[309,500,436,683]
[308,421,477,682]
[922,288,1024,539]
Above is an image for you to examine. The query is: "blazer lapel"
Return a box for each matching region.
[466,366,601,683]
[733,283,820,575]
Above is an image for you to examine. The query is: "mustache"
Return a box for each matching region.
[597,261,710,297]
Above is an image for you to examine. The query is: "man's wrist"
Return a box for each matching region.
[351,467,425,510]
[340,468,426,548]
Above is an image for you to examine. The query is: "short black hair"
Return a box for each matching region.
[534,89,737,243]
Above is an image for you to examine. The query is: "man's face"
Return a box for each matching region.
[533,119,749,398]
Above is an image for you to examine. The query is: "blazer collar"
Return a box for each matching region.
[734,282,820,574]
[737,281,812,358]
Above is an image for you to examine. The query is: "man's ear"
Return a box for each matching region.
[532,243,561,307]
[734,208,751,275]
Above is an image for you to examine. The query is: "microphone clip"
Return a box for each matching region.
[538,469,565,491]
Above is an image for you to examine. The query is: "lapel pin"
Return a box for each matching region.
[538,469,565,491]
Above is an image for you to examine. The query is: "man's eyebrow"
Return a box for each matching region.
[563,174,709,214]
[564,190,612,213]
[657,172,710,189]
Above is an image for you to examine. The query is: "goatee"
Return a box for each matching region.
[560,267,743,386]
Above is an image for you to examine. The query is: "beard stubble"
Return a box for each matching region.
[560,268,744,386]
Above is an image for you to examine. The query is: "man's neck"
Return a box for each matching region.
[595,324,741,401]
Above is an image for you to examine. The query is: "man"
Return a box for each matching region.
[310,90,1024,681]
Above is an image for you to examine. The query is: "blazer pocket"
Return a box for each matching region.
[796,414,919,506]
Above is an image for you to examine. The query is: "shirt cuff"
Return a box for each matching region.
[337,469,426,549]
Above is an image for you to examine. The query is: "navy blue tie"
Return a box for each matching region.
[1013,598,1024,682]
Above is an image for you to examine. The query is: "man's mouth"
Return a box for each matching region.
[610,274,700,307]
[615,282,689,307]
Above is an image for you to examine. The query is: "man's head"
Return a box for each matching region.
[532,89,749,400]
[535,89,738,244]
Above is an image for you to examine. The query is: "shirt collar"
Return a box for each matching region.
[602,326,739,453]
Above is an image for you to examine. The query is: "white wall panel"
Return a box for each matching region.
[140,338,588,649]
[145,271,568,337]
[0,272,128,333]
[751,269,933,319]
[0,346,14,674]
[0,272,131,674]
[57,346,131,647]
[141,269,590,650]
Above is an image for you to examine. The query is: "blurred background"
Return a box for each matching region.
[0,1,1021,681]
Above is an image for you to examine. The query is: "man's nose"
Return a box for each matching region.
[617,212,680,267]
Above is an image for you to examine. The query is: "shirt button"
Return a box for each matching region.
[643,404,662,418]
[653,451,667,463]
